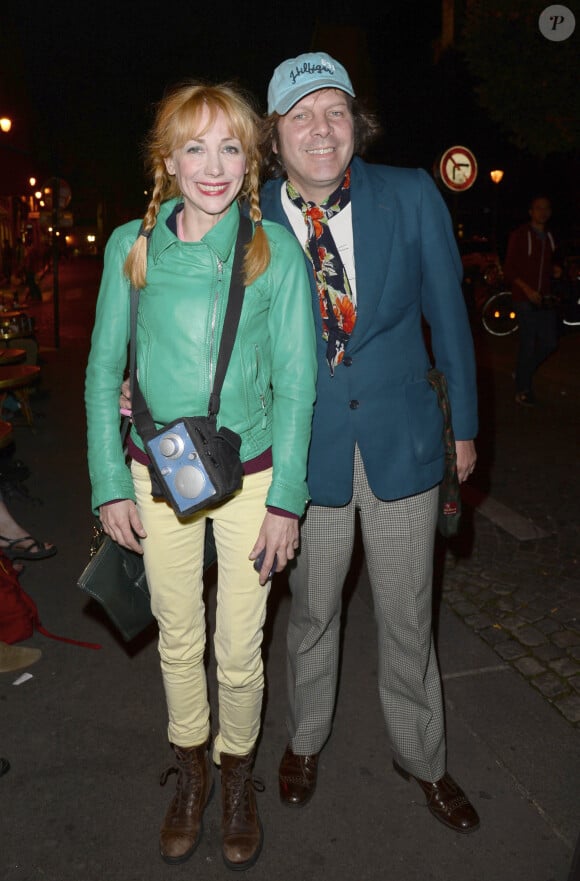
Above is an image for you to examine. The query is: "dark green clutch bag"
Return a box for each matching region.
[78,520,217,642]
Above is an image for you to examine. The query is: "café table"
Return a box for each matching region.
[0,364,41,427]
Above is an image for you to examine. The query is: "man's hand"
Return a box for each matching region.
[526,287,542,306]
[120,377,132,415]
[516,278,542,306]
[455,439,476,484]
[249,512,300,586]
[99,499,146,554]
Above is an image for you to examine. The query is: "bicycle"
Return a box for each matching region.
[480,289,519,337]
[459,248,518,337]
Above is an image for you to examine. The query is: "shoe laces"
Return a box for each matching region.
[159,754,203,809]
[224,764,265,818]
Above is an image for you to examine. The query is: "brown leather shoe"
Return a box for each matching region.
[393,760,480,833]
[220,751,264,870]
[279,744,319,807]
[159,741,213,864]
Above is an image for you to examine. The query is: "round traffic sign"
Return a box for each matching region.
[438,146,478,192]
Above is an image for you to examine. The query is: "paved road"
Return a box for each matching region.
[0,256,578,881]
[447,316,580,728]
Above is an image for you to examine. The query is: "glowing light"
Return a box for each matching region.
[490,169,504,184]
[0,118,12,133]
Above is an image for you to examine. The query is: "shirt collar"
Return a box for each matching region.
[148,198,240,264]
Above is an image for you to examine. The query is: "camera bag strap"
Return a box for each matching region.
[130,213,252,442]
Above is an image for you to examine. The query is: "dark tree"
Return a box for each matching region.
[460,0,579,158]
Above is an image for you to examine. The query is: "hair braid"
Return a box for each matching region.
[123,173,166,289]
[243,156,270,286]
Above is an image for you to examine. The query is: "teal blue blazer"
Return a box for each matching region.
[260,156,478,506]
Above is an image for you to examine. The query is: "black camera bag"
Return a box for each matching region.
[145,416,243,517]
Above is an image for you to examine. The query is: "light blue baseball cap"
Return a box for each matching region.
[267,52,355,115]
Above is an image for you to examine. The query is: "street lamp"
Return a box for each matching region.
[490,169,504,251]
[0,118,12,133]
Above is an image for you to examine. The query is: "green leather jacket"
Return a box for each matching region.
[85,200,317,516]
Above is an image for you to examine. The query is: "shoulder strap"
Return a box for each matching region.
[209,213,252,415]
[130,213,253,441]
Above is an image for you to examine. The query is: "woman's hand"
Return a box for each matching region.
[250,511,300,586]
[455,439,477,484]
[99,499,146,554]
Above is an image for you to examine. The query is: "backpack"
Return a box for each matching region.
[0,551,101,649]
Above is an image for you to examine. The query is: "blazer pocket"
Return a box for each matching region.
[405,379,445,464]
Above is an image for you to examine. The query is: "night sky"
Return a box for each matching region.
[1,1,576,246]
[2,3,449,205]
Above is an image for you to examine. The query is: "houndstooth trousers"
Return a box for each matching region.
[287,445,446,782]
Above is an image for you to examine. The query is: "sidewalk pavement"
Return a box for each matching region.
[0,257,578,881]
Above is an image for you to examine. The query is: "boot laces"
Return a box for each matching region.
[225,764,265,818]
[159,753,203,811]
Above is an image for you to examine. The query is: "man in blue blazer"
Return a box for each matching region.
[260,52,480,833]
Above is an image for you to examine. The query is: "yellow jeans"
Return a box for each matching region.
[132,461,272,761]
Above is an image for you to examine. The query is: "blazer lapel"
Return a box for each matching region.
[349,158,395,351]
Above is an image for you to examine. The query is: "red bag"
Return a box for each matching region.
[0,552,101,649]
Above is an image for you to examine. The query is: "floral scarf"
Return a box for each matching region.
[286,168,356,375]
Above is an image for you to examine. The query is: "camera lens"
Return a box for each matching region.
[158,433,185,459]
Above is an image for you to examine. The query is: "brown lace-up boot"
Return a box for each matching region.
[220,751,264,870]
[159,740,213,864]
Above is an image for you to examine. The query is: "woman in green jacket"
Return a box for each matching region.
[85,81,317,871]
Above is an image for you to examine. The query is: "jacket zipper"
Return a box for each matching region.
[255,345,268,428]
[208,257,223,388]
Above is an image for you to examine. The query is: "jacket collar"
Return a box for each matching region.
[148,198,241,264]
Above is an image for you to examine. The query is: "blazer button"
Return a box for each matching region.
[343,356,353,367]
[349,400,359,409]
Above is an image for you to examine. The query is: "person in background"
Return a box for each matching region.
[21,242,42,303]
[503,195,559,407]
[259,52,480,834]
[85,80,316,871]
[0,490,56,562]
[1,239,14,286]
